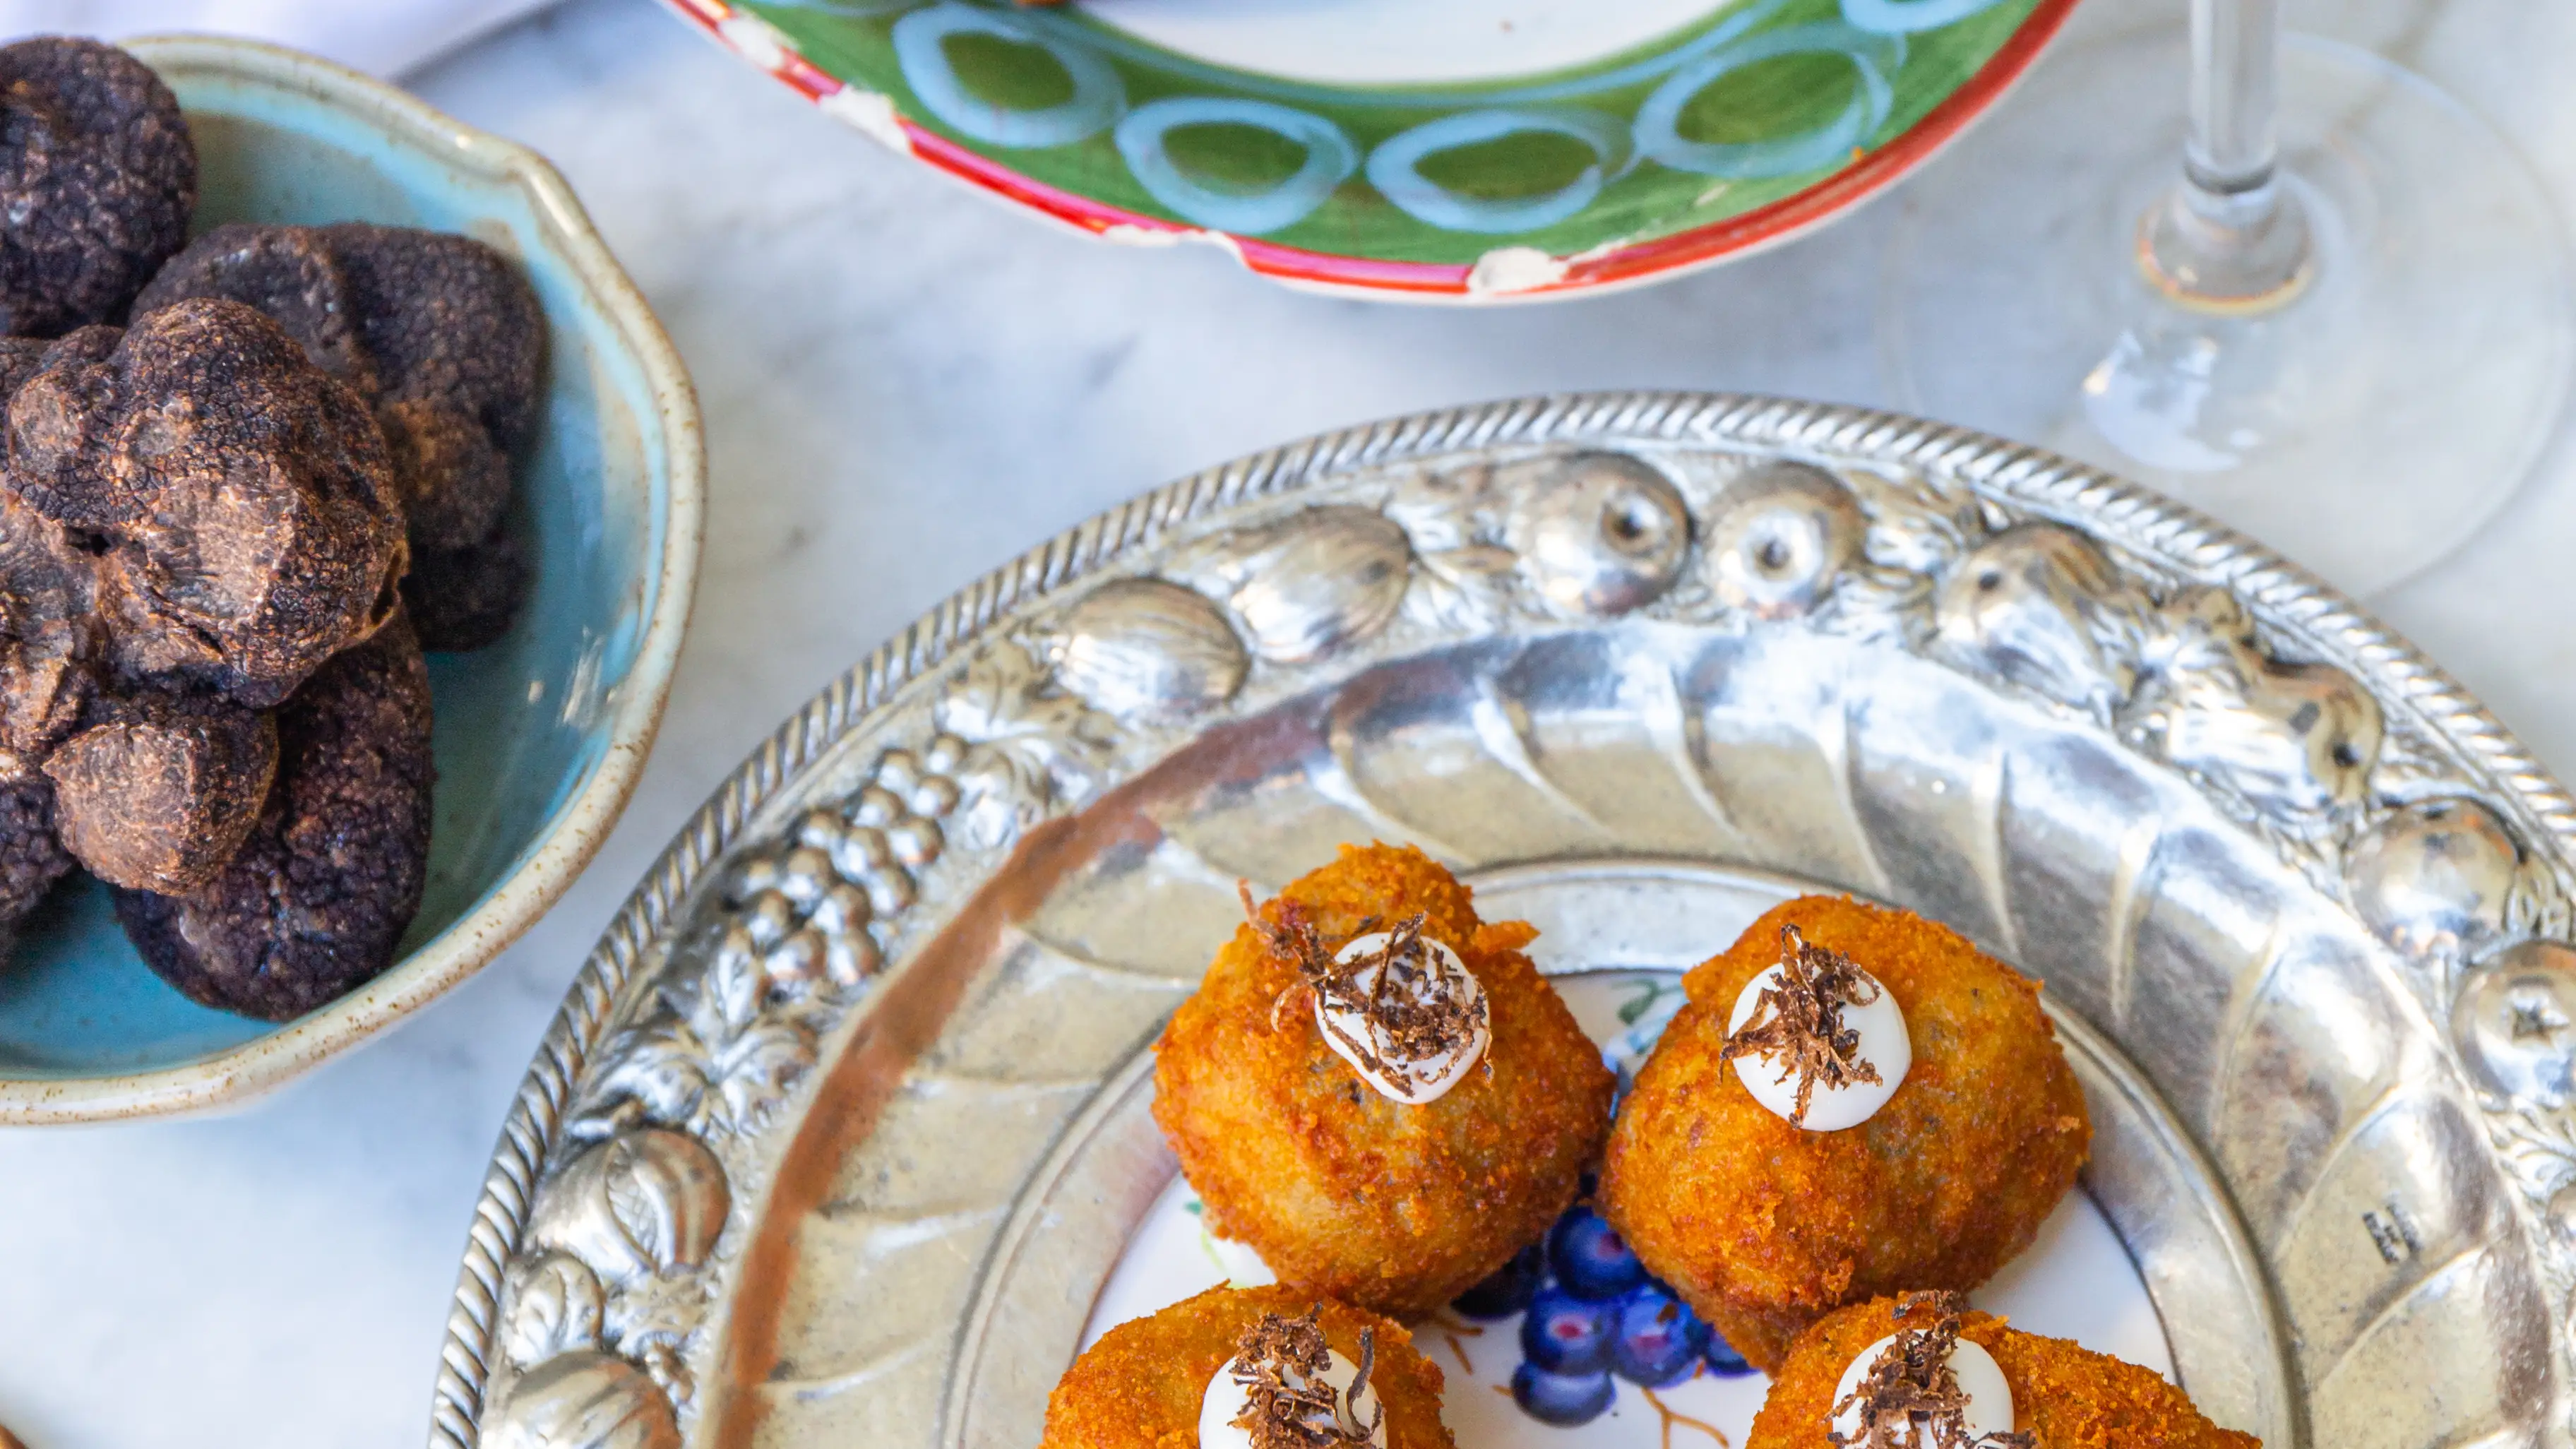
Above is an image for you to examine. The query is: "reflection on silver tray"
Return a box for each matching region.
[437,395,2576,1449]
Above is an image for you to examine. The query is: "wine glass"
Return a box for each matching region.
[1879,0,2572,597]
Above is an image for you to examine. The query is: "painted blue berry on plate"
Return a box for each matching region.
[1611,1287,1712,1387]
[1549,1206,1650,1301]
[1521,1286,1616,1374]
[1513,1362,1619,1427]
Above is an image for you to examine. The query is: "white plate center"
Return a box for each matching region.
[1080,0,1742,88]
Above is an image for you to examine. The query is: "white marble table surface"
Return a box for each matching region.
[3,0,2573,1445]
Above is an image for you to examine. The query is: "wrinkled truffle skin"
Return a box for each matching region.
[44,688,276,894]
[321,223,543,451]
[0,336,48,398]
[0,38,196,338]
[0,327,114,515]
[403,527,527,652]
[131,222,376,395]
[0,333,113,774]
[0,777,69,912]
[377,395,510,551]
[0,777,73,946]
[7,298,406,705]
[0,484,104,774]
[138,222,542,648]
[114,614,434,1020]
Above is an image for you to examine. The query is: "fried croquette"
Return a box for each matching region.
[1601,896,2089,1372]
[1748,1294,2258,1448]
[1041,1285,1453,1449]
[1153,843,1615,1319]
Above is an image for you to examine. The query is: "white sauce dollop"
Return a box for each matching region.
[1727,962,1910,1131]
[1313,931,1489,1105]
[1829,1333,2015,1445]
[1198,1350,1385,1449]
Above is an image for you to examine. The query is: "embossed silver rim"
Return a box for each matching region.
[434,393,2576,1449]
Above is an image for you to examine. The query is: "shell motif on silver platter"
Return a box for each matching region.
[1049,578,1248,722]
[1191,505,1412,664]
[2456,939,2576,1107]
[502,1251,609,1367]
[1935,523,2147,716]
[1501,451,1691,618]
[1704,460,1863,619]
[2150,588,2380,817]
[482,1351,681,1449]
[2349,797,2522,959]
[527,1128,732,1284]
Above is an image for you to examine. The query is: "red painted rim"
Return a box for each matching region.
[671,0,2079,301]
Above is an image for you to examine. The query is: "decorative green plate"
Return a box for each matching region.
[664,0,2072,299]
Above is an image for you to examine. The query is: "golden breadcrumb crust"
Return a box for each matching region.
[1601,896,2089,1371]
[1747,1294,2260,1448]
[1040,1285,1454,1449]
[1153,842,1616,1318]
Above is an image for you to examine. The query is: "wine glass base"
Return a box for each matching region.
[1880,28,2573,597]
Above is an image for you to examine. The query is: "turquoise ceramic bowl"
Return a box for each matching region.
[0,37,705,1121]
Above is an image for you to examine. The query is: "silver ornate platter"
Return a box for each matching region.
[437,394,2576,1449]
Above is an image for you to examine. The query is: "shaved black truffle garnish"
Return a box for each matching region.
[114,613,435,1020]
[0,37,196,338]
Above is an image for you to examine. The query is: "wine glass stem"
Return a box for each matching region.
[2138,0,2315,312]
[2187,0,2278,194]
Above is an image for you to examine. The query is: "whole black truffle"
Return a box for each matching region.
[137,221,542,649]
[6,297,406,705]
[321,222,544,453]
[0,37,197,338]
[114,612,434,1020]
[44,686,277,895]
